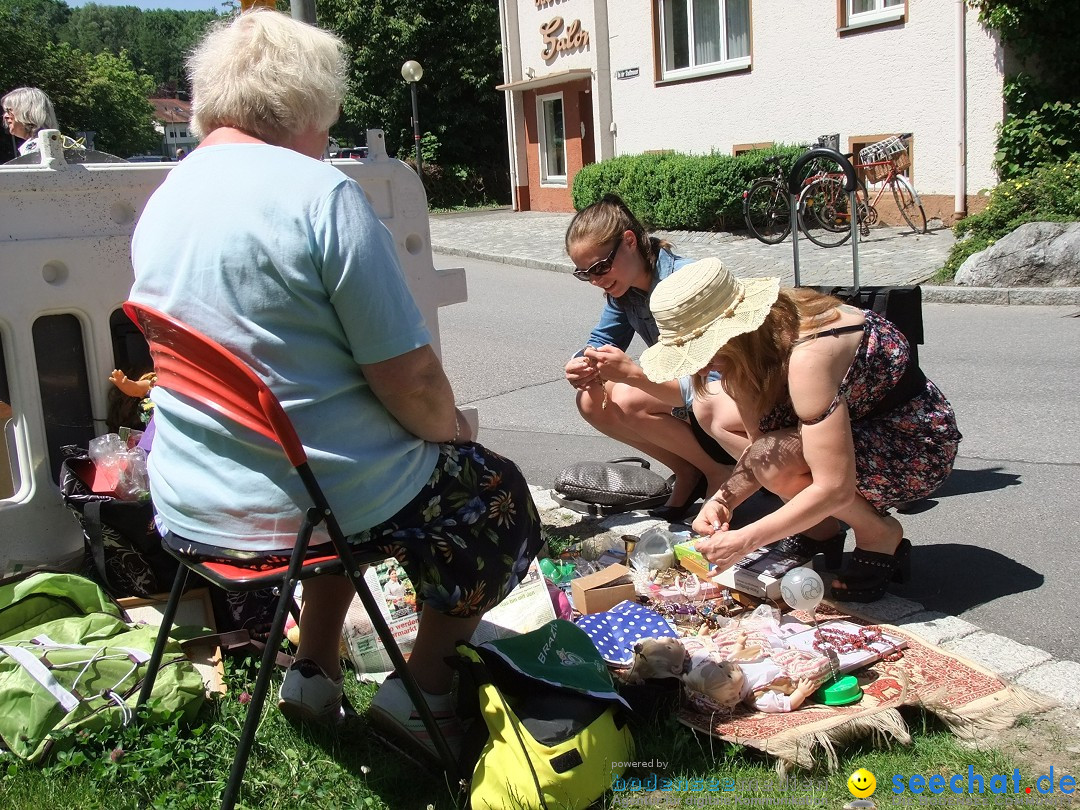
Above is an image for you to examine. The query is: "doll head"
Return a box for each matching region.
[682,659,746,709]
[629,637,686,682]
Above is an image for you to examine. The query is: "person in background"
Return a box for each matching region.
[640,258,960,603]
[2,87,59,156]
[175,147,187,160]
[128,10,541,763]
[564,194,746,521]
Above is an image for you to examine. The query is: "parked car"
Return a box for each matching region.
[338,147,368,159]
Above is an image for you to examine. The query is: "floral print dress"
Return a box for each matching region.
[759,310,961,512]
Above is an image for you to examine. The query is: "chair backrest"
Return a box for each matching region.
[122,301,308,468]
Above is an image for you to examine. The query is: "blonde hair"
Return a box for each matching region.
[2,87,58,137]
[565,193,674,278]
[695,288,842,413]
[187,9,347,144]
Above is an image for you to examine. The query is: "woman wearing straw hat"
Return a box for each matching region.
[640,258,960,602]
[564,194,746,522]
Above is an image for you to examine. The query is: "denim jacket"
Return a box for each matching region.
[577,248,699,406]
[580,248,692,353]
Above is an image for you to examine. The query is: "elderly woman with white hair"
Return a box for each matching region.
[2,87,59,156]
[640,258,961,603]
[128,10,541,764]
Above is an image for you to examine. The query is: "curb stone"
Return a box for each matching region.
[527,485,1078,718]
[432,243,1080,306]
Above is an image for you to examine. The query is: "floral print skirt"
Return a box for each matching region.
[349,442,543,617]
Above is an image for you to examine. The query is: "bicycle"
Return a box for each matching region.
[798,134,927,249]
[742,141,839,245]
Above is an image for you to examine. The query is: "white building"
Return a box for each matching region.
[496,0,1003,224]
[150,98,198,159]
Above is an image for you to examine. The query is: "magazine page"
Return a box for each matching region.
[342,558,554,682]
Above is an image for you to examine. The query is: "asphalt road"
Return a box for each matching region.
[436,253,1080,663]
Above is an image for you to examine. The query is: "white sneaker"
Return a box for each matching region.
[277,658,345,725]
[368,676,463,764]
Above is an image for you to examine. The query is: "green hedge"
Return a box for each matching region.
[938,157,1080,280]
[571,145,806,230]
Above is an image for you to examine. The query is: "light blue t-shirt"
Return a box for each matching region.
[130,143,439,550]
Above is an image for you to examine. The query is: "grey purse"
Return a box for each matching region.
[552,457,673,516]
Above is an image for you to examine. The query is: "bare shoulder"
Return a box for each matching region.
[787,307,864,421]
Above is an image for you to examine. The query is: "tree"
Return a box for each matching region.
[317,0,506,172]
[61,4,219,95]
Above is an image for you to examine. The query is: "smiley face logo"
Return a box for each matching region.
[847,768,877,798]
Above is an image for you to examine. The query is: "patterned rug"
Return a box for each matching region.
[675,604,1052,772]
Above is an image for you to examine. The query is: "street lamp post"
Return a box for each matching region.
[400,60,424,176]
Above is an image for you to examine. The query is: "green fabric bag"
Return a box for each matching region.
[0,571,205,763]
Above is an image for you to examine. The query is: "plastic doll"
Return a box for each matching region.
[108,370,156,426]
[630,616,830,713]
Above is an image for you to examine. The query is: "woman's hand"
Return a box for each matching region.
[692,498,732,537]
[583,345,637,384]
[564,354,600,390]
[693,526,756,573]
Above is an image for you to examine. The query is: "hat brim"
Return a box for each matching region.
[640,276,781,383]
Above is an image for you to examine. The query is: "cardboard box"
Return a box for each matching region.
[571,563,636,615]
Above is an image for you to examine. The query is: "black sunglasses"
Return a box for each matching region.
[573,239,621,281]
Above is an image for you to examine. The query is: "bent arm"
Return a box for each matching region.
[361,346,471,444]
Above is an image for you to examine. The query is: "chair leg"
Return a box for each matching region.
[342,564,460,777]
[219,542,310,810]
[137,564,190,709]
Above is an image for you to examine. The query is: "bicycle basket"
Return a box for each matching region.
[860,136,909,183]
[816,133,840,151]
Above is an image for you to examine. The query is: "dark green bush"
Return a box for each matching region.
[571,145,806,229]
[938,157,1080,280]
[995,78,1080,179]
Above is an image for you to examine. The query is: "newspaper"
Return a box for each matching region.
[342,558,554,682]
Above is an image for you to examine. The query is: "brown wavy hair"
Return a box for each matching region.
[565,193,674,278]
[695,289,843,415]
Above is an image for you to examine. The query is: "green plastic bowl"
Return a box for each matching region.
[816,674,863,706]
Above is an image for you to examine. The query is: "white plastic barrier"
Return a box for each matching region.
[0,129,465,574]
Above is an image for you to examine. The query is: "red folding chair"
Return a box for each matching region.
[125,301,460,809]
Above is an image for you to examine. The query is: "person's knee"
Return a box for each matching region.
[743,435,800,488]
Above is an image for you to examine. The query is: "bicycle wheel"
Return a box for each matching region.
[798,177,852,248]
[891,175,927,233]
[743,179,791,244]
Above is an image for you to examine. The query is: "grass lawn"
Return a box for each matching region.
[1,654,1070,810]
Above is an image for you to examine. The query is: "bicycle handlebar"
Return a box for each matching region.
[787,148,859,195]
[899,132,913,141]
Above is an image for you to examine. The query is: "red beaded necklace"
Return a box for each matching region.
[813,624,904,663]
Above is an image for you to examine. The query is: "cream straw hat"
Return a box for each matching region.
[640,258,780,383]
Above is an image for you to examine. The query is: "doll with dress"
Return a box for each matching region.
[629,606,831,713]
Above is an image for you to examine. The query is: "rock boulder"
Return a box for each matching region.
[955,221,1080,287]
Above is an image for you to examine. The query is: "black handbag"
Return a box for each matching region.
[59,445,178,599]
[552,457,673,516]
[59,445,279,637]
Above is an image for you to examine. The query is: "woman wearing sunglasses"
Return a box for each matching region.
[564,194,746,520]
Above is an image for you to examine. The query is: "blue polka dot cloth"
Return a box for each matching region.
[575,600,679,665]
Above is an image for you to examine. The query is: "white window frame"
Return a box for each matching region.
[536,92,567,187]
[844,0,905,30]
[657,0,751,82]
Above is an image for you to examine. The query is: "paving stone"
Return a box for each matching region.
[1015,659,1080,709]
[827,593,923,623]
[896,610,980,646]
[943,631,1053,680]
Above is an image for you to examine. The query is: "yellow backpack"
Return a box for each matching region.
[456,620,635,810]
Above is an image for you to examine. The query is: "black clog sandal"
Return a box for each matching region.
[775,531,847,570]
[830,538,912,603]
